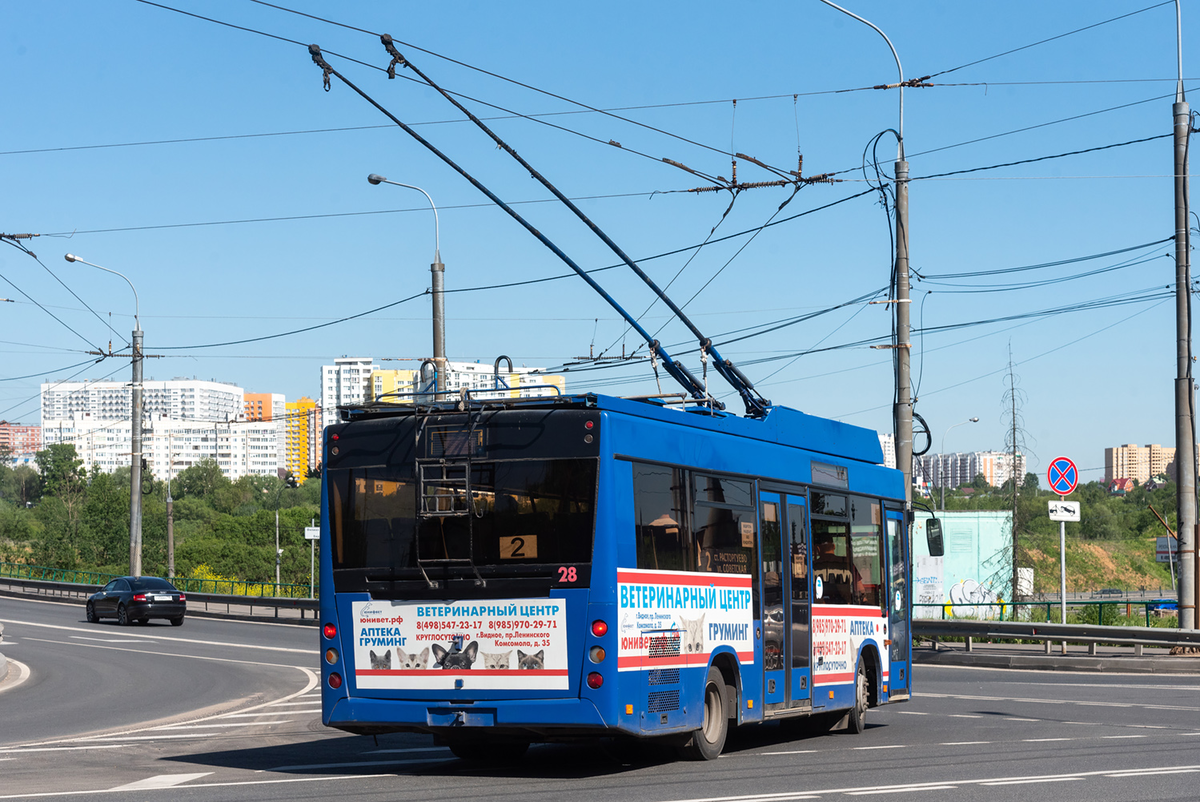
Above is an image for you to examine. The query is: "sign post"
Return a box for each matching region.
[305,524,320,599]
[1047,457,1079,630]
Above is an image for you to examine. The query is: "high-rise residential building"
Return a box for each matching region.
[0,420,41,459]
[42,378,242,423]
[915,450,1027,490]
[321,357,378,427]
[245,392,287,473]
[878,432,896,470]
[42,413,280,481]
[1105,443,1180,484]
[370,360,566,404]
[285,396,321,483]
[243,392,285,422]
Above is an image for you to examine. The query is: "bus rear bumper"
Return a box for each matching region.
[326,696,611,739]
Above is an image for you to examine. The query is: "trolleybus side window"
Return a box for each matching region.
[811,491,851,604]
[693,473,757,604]
[633,463,693,571]
[849,498,883,608]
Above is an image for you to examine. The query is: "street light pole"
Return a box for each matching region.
[65,253,143,577]
[274,475,298,592]
[814,1,913,506]
[367,174,446,395]
[940,417,979,511]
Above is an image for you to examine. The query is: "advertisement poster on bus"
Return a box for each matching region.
[811,603,887,686]
[351,599,568,690]
[616,568,754,671]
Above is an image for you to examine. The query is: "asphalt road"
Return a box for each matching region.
[3,594,1200,801]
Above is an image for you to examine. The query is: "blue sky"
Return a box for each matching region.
[2,1,1195,484]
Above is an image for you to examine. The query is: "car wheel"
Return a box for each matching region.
[678,666,729,760]
[170,616,184,627]
[86,602,99,623]
[117,604,131,626]
[845,661,868,734]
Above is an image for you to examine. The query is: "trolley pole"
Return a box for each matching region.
[1172,0,1196,630]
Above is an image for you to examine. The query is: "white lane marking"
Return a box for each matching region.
[111,773,211,791]
[1004,717,1038,722]
[895,711,927,715]
[1102,735,1147,739]
[947,714,981,719]
[0,745,125,755]
[222,712,301,718]
[940,741,991,745]
[269,757,455,771]
[71,636,157,644]
[1023,738,1071,742]
[846,788,956,796]
[0,771,393,799]
[921,691,1200,713]
[761,750,819,756]
[853,745,906,750]
[982,778,1083,786]
[87,734,216,741]
[158,721,295,729]
[1106,768,1200,778]
[0,618,309,654]
[264,702,321,708]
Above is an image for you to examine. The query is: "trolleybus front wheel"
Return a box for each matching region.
[679,666,729,760]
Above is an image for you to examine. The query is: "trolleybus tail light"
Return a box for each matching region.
[323,623,337,639]
[328,672,343,689]
[325,648,338,665]
[586,672,604,689]
[589,646,606,663]
[584,420,594,430]
[591,619,608,637]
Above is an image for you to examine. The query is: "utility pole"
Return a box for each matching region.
[814,1,915,505]
[130,327,144,578]
[1172,0,1197,630]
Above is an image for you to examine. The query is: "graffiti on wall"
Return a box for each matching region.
[947,578,999,618]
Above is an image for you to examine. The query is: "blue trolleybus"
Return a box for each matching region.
[319,392,911,760]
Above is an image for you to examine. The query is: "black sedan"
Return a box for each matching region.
[86,576,186,626]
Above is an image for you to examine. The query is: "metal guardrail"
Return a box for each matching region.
[913,617,1200,656]
[0,575,318,620]
[916,600,1179,627]
[0,562,317,600]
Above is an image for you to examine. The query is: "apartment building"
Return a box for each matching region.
[42,378,243,423]
[0,420,41,458]
[915,450,1027,490]
[321,357,378,427]
[370,360,566,404]
[285,396,321,483]
[42,413,281,481]
[1104,443,1179,484]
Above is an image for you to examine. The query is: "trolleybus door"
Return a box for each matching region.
[884,507,910,698]
[760,491,811,712]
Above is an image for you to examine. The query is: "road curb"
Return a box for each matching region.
[914,646,1200,674]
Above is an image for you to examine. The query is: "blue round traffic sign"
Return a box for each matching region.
[1047,456,1078,496]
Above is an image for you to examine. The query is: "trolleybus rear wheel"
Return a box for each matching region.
[679,666,729,760]
[846,662,868,734]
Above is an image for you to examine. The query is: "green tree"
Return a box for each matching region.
[174,459,229,502]
[80,468,129,567]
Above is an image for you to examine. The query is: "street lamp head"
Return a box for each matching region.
[969,417,979,423]
[367,173,386,185]
[65,253,78,263]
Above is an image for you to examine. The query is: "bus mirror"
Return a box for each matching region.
[926,518,945,557]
